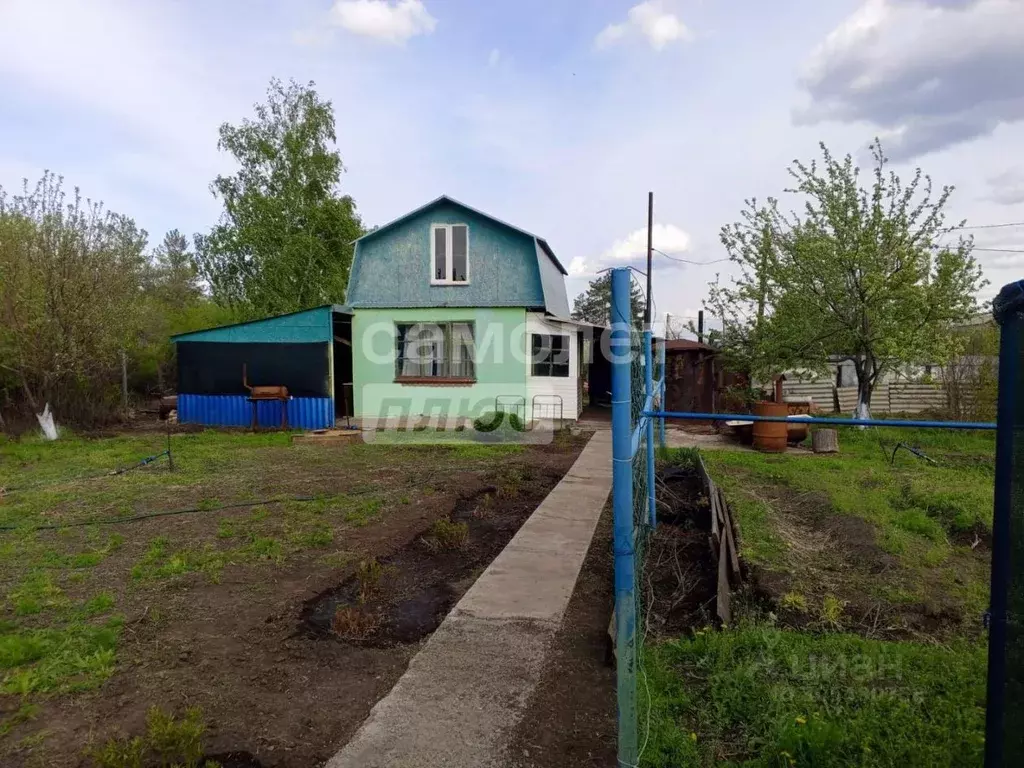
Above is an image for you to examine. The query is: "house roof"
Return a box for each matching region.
[664,339,716,352]
[354,195,568,276]
[170,304,351,344]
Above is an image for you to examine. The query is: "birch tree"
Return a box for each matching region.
[196,79,364,318]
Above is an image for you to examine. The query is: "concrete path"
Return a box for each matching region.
[326,430,612,768]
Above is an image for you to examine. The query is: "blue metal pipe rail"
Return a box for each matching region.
[643,410,996,431]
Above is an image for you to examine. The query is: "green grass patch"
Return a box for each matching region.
[0,617,121,694]
[690,428,993,617]
[343,498,384,527]
[643,626,986,767]
[85,705,207,768]
[6,571,68,616]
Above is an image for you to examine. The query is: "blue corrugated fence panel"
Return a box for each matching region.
[178,394,334,430]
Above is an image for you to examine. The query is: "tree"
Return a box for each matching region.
[148,229,200,306]
[0,172,149,424]
[195,78,364,318]
[704,140,985,418]
[571,273,645,327]
[135,230,231,394]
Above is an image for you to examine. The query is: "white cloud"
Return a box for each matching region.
[796,0,1024,159]
[596,1,692,51]
[987,169,1024,206]
[595,23,628,49]
[329,0,436,44]
[488,48,500,67]
[0,0,233,224]
[571,223,693,276]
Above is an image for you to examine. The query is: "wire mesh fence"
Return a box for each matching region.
[610,268,1021,767]
[610,269,664,768]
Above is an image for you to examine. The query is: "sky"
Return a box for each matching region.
[2,0,1023,336]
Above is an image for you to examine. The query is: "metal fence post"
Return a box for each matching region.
[610,268,638,767]
[644,330,656,529]
[988,280,1024,768]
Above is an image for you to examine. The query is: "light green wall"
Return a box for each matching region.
[352,307,528,419]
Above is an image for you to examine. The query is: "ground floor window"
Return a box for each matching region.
[396,322,475,380]
[531,333,570,377]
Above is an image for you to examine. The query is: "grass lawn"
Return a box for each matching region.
[705,427,994,633]
[0,426,583,767]
[641,428,993,766]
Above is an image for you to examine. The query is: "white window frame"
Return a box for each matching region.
[430,223,470,285]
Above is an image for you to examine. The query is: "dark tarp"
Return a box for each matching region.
[177,342,331,398]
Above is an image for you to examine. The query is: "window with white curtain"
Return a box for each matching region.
[431,224,469,284]
[395,322,475,380]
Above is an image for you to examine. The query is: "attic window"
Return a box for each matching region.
[431,224,469,284]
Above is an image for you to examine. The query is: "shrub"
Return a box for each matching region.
[86,735,145,768]
[85,706,208,768]
[497,468,525,499]
[473,411,525,433]
[355,558,386,604]
[424,518,469,551]
[145,706,206,768]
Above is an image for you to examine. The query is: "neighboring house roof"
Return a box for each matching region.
[665,339,716,352]
[354,195,568,276]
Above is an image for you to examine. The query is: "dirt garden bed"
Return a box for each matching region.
[505,460,717,768]
[0,429,590,768]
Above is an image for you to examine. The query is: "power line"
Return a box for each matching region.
[930,243,1024,254]
[945,222,1024,231]
[651,248,730,265]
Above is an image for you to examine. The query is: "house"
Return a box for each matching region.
[171,196,589,429]
[346,195,585,424]
[663,339,718,414]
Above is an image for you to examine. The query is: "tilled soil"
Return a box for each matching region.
[2,434,590,768]
[504,504,617,768]
[505,461,719,768]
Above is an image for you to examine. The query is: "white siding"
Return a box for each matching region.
[526,313,579,422]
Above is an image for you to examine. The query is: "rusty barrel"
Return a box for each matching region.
[753,401,789,453]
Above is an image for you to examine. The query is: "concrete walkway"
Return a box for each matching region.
[326,430,612,768]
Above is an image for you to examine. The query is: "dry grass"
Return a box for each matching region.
[331,605,381,639]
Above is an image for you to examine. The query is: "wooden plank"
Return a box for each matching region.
[292,429,360,445]
[708,475,720,545]
[716,532,731,625]
[717,486,742,580]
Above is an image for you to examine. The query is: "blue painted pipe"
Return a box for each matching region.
[644,330,656,529]
[643,410,996,431]
[609,269,638,765]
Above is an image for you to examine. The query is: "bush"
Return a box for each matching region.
[424,518,469,551]
[86,706,207,768]
[145,706,206,768]
[473,411,525,434]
